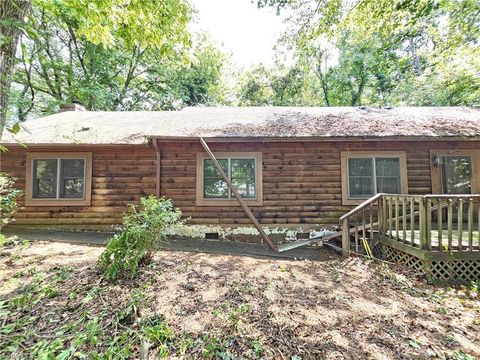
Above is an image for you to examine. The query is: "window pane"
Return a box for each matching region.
[204,178,228,198]
[349,177,374,197]
[377,177,401,193]
[231,159,255,178]
[204,159,228,177]
[443,156,472,194]
[59,159,85,198]
[348,158,373,197]
[33,159,57,198]
[375,158,400,177]
[231,159,256,198]
[376,158,401,193]
[232,178,256,198]
[348,158,373,177]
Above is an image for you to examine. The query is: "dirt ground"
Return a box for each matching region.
[1,240,479,359]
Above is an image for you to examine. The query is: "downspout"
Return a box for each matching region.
[152,138,161,198]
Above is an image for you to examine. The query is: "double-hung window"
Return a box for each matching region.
[26,153,92,206]
[341,151,408,204]
[197,152,262,206]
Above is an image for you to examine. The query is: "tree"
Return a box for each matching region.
[258,0,480,107]
[9,3,227,119]
[0,0,31,137]
[2,0,193,135]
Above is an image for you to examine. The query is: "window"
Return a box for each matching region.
[26,153,92,206]
[341,151,408,205]
[430,150,479,195]
[196,152,262,206]
[348,157,402,197]
[442,156,472,194]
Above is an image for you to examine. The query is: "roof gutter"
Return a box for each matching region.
[149,135,480,143]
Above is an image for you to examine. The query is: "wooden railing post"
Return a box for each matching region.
[381,195,388,235]
[341,218,349,257]
[419,197,426,250]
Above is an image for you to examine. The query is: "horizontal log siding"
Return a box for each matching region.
[158,140,473,227]
[1,145,156,227]
[1,140,479,229]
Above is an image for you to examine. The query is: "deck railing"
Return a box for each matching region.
[341,194,480,257]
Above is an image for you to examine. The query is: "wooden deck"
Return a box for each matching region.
[340,194,480,281]
[386,229,480,250]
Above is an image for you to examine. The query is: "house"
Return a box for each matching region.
[2,106,480,245]
[4,105,480,281]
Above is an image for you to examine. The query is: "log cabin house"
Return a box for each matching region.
[1,106,480,280]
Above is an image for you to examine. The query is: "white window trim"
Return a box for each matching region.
[341,151,408,205]
[196,152,263,206]
[25,152,92,206]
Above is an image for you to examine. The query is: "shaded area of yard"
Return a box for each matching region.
[1,238,479,359]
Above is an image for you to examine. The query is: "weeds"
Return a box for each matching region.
[213,302,252,330]
[98,196,182,281]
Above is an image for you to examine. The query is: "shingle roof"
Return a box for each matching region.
[3,106,480,145]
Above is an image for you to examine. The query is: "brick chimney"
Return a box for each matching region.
[59,102,86,112]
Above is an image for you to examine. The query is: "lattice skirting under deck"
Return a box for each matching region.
[378,244,480,282]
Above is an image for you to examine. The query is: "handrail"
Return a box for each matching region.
[339,193,385,221]
[340,193,480,257]
[424,194,480,198]
[376,194,480,253]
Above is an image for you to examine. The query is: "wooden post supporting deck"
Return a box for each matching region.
[199,137,278,252]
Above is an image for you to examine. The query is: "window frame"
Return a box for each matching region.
[25,152,93,206]
[341,151,408,205]
[429,149,480,195]
[196,152,263,206]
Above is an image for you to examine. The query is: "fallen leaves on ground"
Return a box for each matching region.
[1,240,479,359]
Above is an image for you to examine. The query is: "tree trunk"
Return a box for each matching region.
[0,0,31,139]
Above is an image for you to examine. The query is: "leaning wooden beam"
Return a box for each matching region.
[199,137,278,252]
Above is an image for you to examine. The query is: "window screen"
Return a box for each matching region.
[32,158,85,199]
[348,158,374,197]
[33,159,58,198]
[60,159,85,198]
[375,158,401,193]
[348,157,402,198]
[231,159,256,198]
[442,156,472,194]
[203,158,256,199]
[203,159,228,198]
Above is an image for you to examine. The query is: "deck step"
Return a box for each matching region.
[277,231,342,252]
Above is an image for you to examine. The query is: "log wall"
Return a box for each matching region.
[1,145,156,229]
[1,140,479,232]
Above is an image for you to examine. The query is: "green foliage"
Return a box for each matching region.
[98,196,182,281]
[256,0,480,107]
[213,302,252,330]
[8,2,228,120]
[0,173,22,229]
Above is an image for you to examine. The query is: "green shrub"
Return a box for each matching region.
[0,172,22,229]
[98,196,182,280]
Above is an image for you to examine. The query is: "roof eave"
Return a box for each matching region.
[149,135,480,143]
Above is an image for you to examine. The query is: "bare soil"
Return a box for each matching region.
[1,240,479,359]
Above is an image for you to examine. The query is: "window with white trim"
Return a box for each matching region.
[25,152,92,206]
[196,152,262,206]
[347,157,402,198]
[203,158,256,199]
[32,158,86,199]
